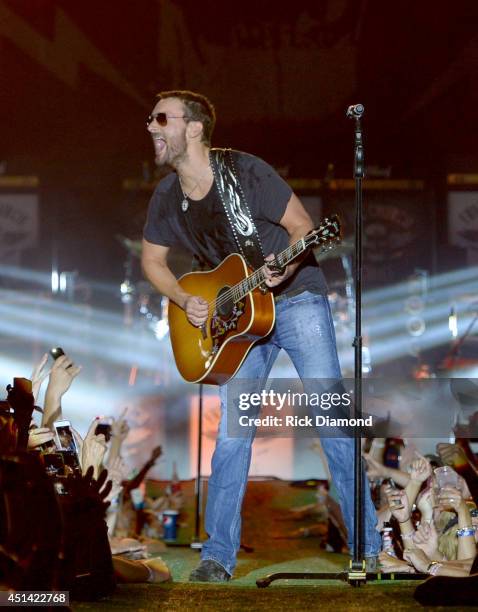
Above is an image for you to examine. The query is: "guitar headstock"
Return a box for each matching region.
[304,215,342,249]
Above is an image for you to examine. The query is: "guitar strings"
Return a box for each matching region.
[205,227,338,314]
[205,241,300,312]
[206,243,335,314]
[202,220,339,315]
[204,264,266,312]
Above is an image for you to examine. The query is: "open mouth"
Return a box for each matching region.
[152,136,166,154]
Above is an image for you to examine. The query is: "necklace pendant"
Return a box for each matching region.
[181,197,189,212]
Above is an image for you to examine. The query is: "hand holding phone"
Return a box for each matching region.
[53,419,80,465]
[47,351,82,399]
[27,426,55,450]
[82,418,109,478]
[384,478,405,510]
[95,417,113,442]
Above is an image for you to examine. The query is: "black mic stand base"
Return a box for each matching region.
[257,572,427,588]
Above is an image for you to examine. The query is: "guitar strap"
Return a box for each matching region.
[209,148,266,270]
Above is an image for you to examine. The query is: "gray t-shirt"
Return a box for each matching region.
[143,150,327,297]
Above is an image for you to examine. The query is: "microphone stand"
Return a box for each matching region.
[256,105,427,588]
[346,103,366,585]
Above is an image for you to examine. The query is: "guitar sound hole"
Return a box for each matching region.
[216,286,234,318]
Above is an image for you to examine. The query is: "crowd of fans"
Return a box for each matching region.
[364,436,478,604]
[0,350,174,600]
[285,424,478,604]
[1,349,477,606]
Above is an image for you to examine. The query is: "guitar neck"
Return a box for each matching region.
[233,238,307,301]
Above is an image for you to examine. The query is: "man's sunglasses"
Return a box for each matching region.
[146,113,188,127]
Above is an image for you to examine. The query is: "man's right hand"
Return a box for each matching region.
[184,295,209,327]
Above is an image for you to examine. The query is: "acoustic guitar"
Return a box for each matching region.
[168,215,341,385]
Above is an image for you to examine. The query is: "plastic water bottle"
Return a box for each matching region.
[381,522,397,557]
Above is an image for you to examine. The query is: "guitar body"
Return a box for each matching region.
[168,253,275,385]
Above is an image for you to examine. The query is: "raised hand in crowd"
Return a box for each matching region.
[42,354,81,429]
[150,445,162,462]
[437,485,476,560]
[412,521,440,560]
[416,485,435,523]
[104,456,128,502]
[437,441,478,502]
[409,454,432,483]
[363,452,386,480]
[111,408,130,442]
[363,452,410,488]
[66,466,113,516]
[385,486,411,524]
[29,353,50,403]
[437,442,470,468]
[81,418,108,479]
[123,445,162,494]
[438,485,469,513]
[106,408,130,468]
[27,426,54,450]
[405,453,432,510]
[385,485,416,550]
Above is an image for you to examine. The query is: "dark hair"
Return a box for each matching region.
[157,90,216,145]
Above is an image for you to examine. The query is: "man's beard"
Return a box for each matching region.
[155,132,188,168]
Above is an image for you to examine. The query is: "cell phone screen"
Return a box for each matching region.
[59,449,80,471]
[42,452,65,475]
[54,423,76,453]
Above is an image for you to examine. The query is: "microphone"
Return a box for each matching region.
[346,104,364,118]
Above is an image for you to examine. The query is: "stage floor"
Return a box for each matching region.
[72,479,476,610]
[70,548,440,612]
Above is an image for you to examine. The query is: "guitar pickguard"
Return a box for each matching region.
[210,298,246,354]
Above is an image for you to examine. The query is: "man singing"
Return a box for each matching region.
[141,90,380,581]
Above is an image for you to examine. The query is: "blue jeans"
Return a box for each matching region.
[201,291,381,575]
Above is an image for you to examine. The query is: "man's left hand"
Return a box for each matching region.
[263,253,292,288]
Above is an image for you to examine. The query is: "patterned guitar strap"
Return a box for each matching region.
[209,148,266,270]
